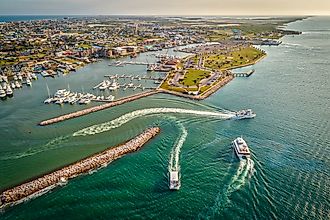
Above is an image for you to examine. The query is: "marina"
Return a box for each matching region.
[44,88,115,105]
[0,127,160,210]
[39,90,160,126]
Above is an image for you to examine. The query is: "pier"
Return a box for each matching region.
[104,74,165,81]
[39,90,159,126]
[232,69,255,77]
[0,127,160,209]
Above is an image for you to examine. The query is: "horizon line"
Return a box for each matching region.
[0,14,328,17]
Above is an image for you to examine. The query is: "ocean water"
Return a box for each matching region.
[0,15,69,22]
[0,16,329,219]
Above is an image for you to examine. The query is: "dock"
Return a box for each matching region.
[232,69,255,77]
[0,127,160,209]
[39,90,159,126]
[104,74,165,81]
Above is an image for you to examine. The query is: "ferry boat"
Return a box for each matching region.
[232,137,251,160]
[169,170,181,190]
[232,109,256,120]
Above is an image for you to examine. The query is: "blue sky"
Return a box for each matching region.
[0,0,329,15]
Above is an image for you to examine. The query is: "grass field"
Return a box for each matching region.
[180,69,211,87]
[204,46,265,70]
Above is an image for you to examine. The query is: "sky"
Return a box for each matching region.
[0,0,329,15]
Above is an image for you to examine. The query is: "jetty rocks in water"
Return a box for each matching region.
[39,90,159,126]
[0,127,160,209]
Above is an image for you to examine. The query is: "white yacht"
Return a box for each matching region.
[15,81,21,88]
[11,82,16,89]
[6,87,13,97]
[55,98,64,105]
[0,89,6,99]
[44,98,53,104]
[108,80,120,91]
[232,137,251,160]
[232,109,256,120]
[54,89,70,97]
[169,170,181,190]
[106,95,114,101]
[26,78,32,86]
[128,83,134,88]
[99,80,110,90]
[31,73,38,80]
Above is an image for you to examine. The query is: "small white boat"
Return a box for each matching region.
[55,98,64,105]
[6,87,13,97]
[232,109,256,120]
[169,170,181,190]
[15,81,21,88]
[31,73,38,80]
[26,78,32,86]
[232,137,251,160]
[44,98,53,104]
[0,89,6,99]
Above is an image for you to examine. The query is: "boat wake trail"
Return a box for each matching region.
[203,158,255,219]
[73,108,233,137]
[169,123,188,172]
[0,135,71,160]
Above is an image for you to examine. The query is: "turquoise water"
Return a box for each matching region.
[0,17,329,219]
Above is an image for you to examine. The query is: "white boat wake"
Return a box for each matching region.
[73,108,234,137]
[204,158,255,219]
[169,123,188,172]
[0,135,71,160]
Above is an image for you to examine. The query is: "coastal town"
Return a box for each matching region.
[0,16,301,100]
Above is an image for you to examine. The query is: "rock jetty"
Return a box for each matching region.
[39,90,159,126]
[0,127,160,209]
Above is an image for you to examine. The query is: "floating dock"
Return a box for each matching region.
[39,90,159,126]
[0,127,161,209]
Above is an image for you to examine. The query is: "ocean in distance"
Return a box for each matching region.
[0,16,329,219]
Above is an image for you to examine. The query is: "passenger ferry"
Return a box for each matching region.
[232,137,251,160]
[232,109,256,120]
[169,170,181,190]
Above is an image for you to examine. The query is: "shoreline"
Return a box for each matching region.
[0,127,161,210]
